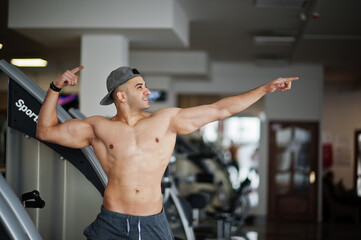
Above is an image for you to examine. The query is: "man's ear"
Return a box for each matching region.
[116,91,127,103]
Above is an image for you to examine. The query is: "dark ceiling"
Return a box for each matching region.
[1,0,361,73]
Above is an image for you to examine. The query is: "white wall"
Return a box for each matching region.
[322,87,361,188]
[130,50,208,75]
[80,35,129,117]
[8,0,189,48]
[9,0,173,28]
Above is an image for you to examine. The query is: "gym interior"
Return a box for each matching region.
[1,0,361,239]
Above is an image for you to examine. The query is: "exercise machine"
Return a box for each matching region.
[0,173,43,240]
[162,162,196,240]
[0,59,107,239]
[174,135,252,239]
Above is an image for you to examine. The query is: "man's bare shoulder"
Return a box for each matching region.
[150,107,180,118]
[83,115,111,125]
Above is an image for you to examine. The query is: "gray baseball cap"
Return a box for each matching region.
[100,66,141,105]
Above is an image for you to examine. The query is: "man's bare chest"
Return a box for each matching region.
[112,129,167,152]
[95,122,175,153]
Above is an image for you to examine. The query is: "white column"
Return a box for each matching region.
[145,75,176,112]
[80,35,129,117]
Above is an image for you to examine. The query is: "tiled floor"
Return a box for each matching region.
[193,218,361,240]
[236,221,361,240]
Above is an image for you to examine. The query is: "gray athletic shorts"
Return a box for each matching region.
[84,206,175,240]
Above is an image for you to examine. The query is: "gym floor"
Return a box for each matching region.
[236,220,361,240]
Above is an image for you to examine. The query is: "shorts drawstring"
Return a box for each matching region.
[138,219,141,240]
[126,218,141,239]
[126,219,130,236]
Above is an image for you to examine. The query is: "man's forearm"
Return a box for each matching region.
[214,84,268,117]
[37,88,61,130]
[213,76,298,118]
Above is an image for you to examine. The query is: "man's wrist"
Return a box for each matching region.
[49,82,62,92]
[262,83,272,94]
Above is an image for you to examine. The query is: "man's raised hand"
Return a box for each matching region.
[265,77,299,93]
[53,66,84,88]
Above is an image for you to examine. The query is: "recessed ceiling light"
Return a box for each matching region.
[254,0,307,8]
[254,36,296,45]
[11,58,48,67]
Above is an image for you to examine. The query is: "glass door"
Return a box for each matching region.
[355,130,361,196]
[268,121,319,221]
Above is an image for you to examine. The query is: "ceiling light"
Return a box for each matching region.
[254,36,296,45]
[254,0,307,8]
[0,43,3,49]
[11,58,48,67]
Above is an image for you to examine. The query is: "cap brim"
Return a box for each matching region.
[100,91,114,105]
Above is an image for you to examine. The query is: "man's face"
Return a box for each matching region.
[124,76,151,110]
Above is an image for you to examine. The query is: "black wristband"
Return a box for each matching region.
[50,82,62,92]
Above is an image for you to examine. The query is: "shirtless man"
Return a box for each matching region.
[36,66,298,239]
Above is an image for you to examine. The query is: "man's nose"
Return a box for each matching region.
[144,88,151,96]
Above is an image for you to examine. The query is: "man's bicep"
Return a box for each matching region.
[171,105,223,134]
[48,119,94,148]
[64,119,94,147]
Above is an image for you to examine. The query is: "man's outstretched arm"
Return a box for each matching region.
[171,77,298,135]
[36,66,94,149]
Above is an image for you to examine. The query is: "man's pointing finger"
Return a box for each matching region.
[287,77,299,82]
[70,66,85,74]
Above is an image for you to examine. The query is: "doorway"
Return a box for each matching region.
[268,121,319,221]
[354,130,361,196]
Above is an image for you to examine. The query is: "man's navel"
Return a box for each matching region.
[109,144,114,149]
[155,137,159,143]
